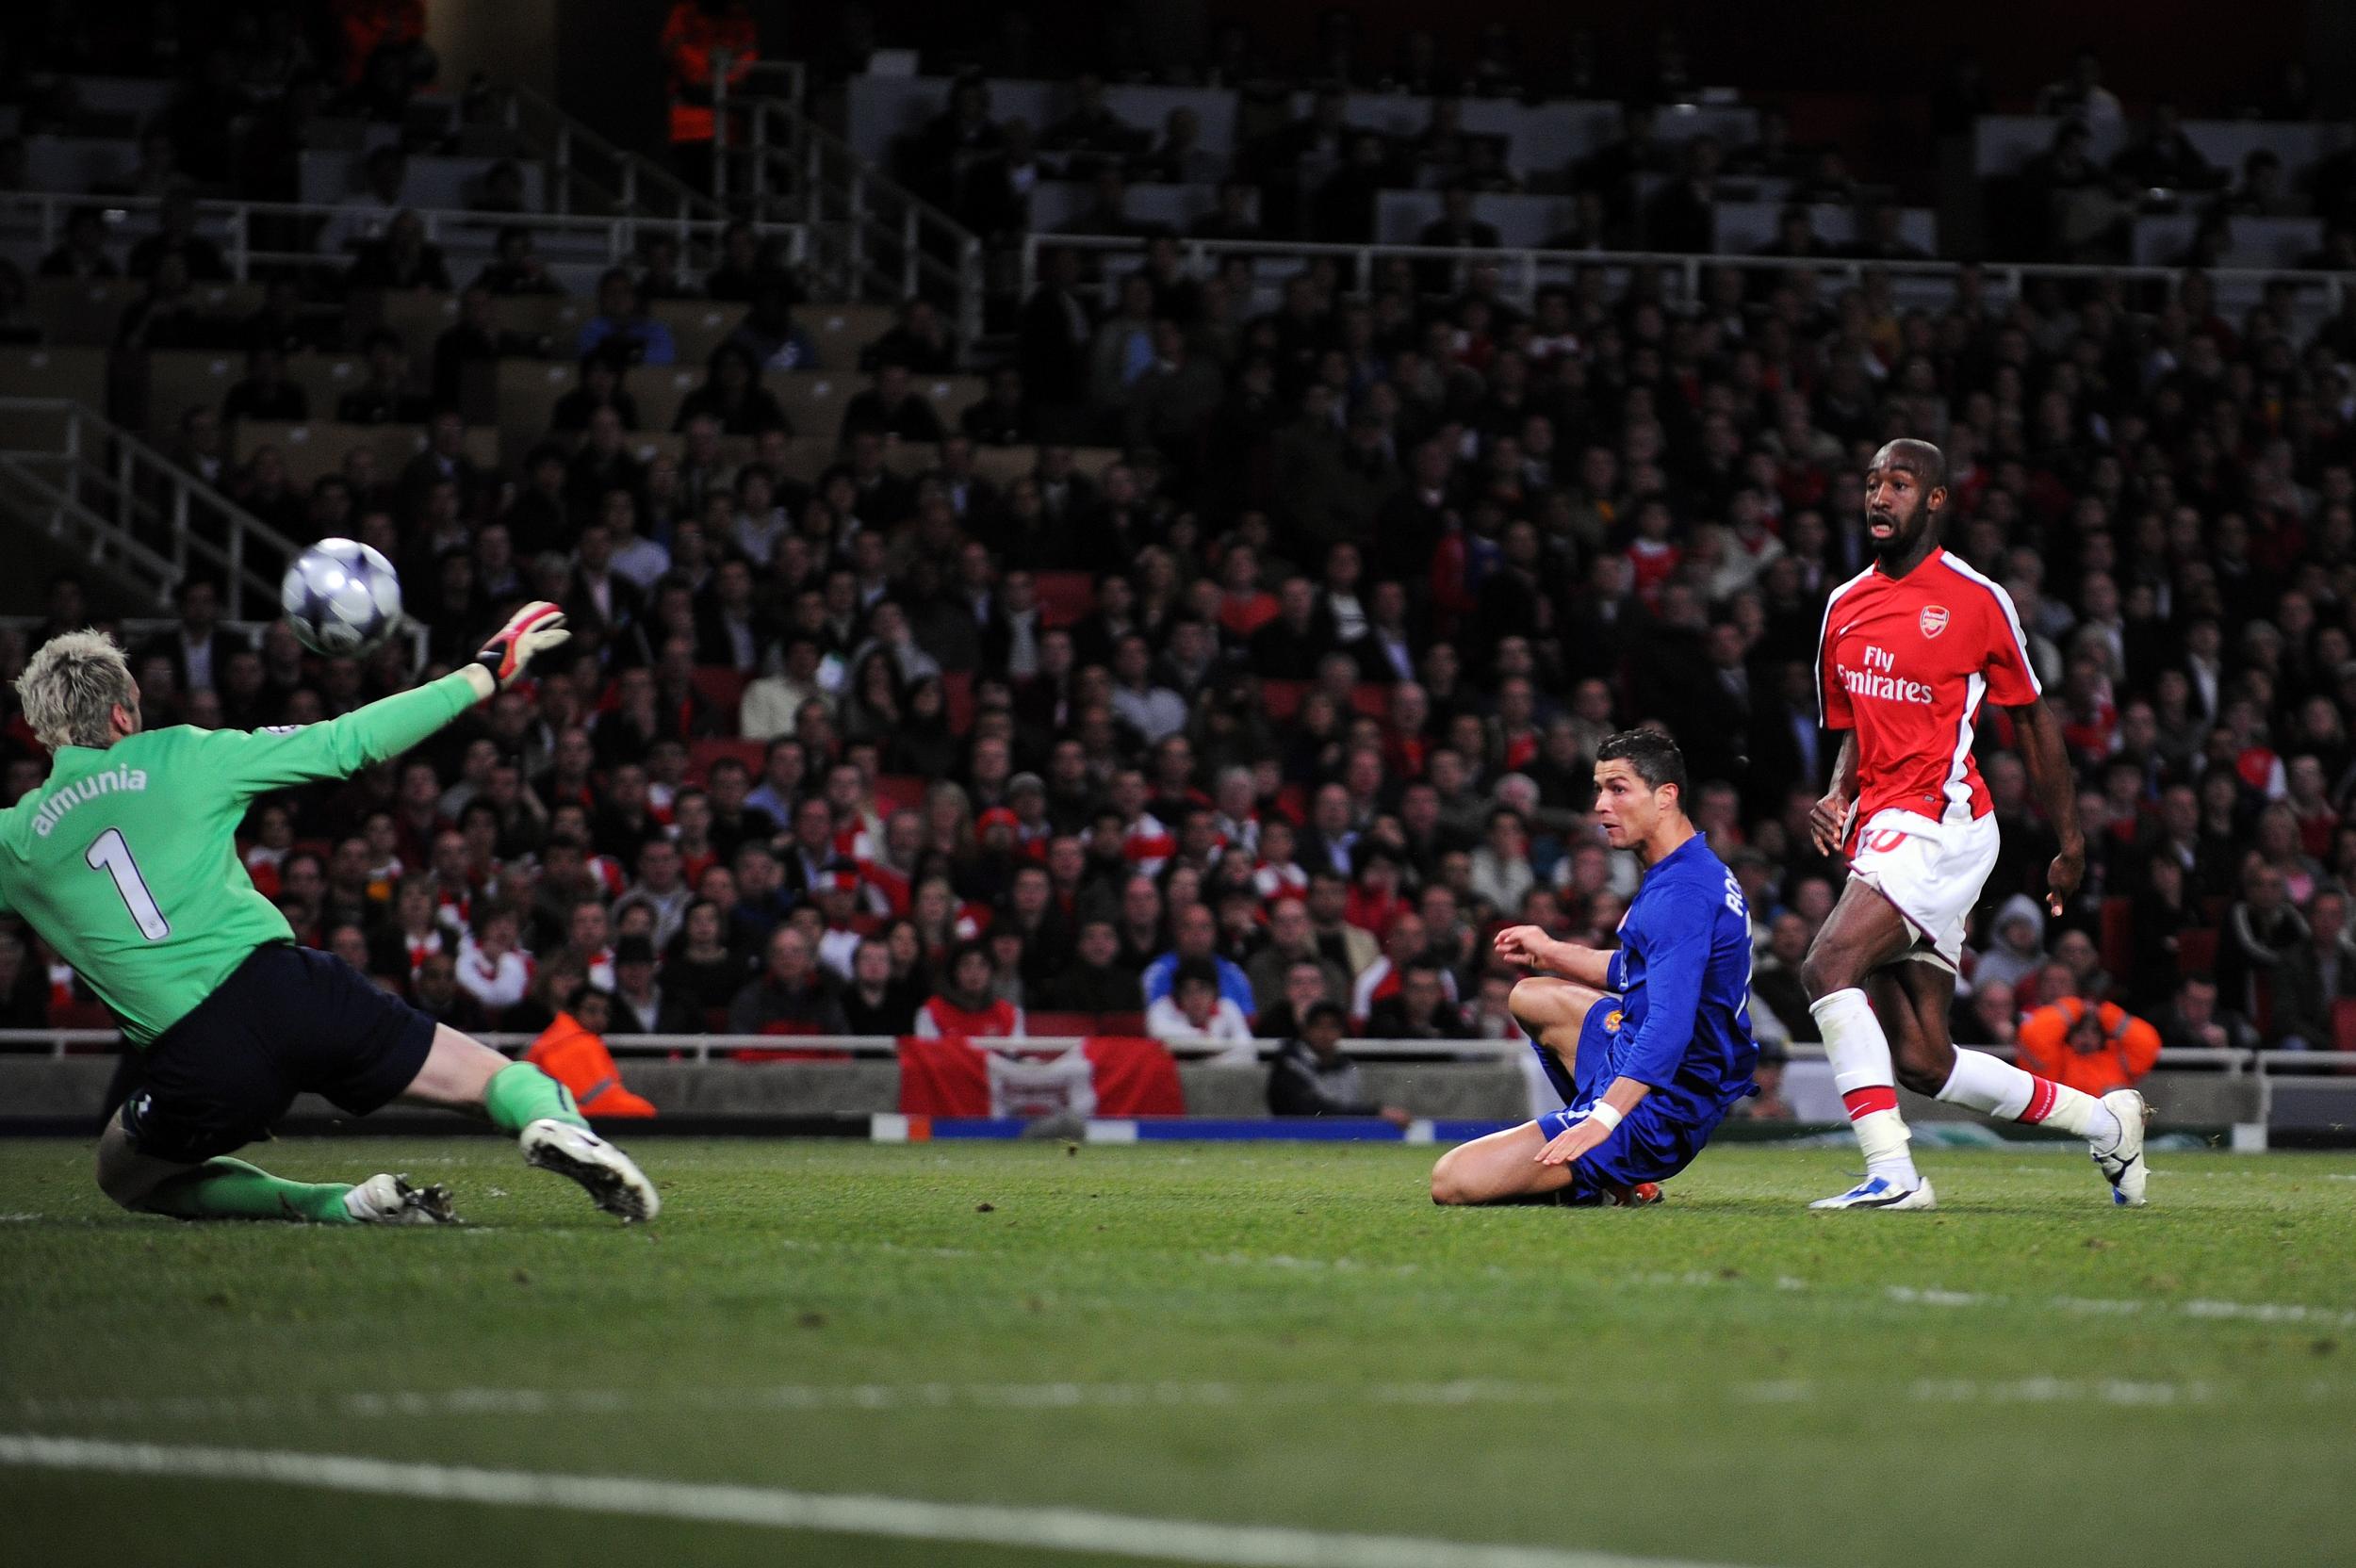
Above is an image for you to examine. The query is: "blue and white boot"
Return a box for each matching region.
[1809,1174,1938,1211]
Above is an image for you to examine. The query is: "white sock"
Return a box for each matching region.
[1809,988,1919,1186]
[1938,1049,2121,1147]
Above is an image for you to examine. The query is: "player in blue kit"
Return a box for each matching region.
[1431,729,1759,1207]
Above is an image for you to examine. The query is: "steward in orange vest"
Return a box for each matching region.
[2014,995,2161,1100]
[662,0,759,146]
[527,997,658,1118]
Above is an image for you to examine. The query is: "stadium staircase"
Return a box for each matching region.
[706,62,985,357]
[0,398,298,617]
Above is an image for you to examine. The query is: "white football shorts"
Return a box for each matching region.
[1844,808,2000,972]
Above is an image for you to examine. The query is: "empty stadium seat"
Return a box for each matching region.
[2177,928,2218,977]
[1022,1012,1096,1038]
[144,350,373,439]
[804,304,897,368]
[874,776,928,813]
[688,667,748,727]
[0,346,107,411]
[687,738,766,782]
[231,419,498,487]
[1032,570,1095,627]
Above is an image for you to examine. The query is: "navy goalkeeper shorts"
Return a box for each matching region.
[119,942,438,1165]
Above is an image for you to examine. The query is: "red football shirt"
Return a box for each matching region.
[1817,549,2040,832]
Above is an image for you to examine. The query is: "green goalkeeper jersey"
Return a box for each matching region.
[0,671,480,1045]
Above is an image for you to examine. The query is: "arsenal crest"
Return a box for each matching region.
[1919,605,1950,639]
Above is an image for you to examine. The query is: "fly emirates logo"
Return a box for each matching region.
[1838,645,1934,706]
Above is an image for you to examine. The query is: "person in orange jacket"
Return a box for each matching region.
[663,0,759,148]
[527,991,658,1119]
[2014,992,2161,1100]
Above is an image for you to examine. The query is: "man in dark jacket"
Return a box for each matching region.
[1268,1003,1409,1122]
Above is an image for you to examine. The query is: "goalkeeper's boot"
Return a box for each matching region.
[1808,1174,1938,1212]
[521,1119,661,1223]
[345,1172,459,1225]
[2091,1088,2151,1207]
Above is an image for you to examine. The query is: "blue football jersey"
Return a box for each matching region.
[1592,833,1762,1123]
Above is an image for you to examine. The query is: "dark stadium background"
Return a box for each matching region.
[1,0,2354,1139]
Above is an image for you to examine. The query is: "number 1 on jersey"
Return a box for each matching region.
[87,826,169,940]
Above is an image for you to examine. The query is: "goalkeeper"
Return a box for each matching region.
[0,603,658,1225]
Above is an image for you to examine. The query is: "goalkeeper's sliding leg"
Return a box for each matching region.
[95,943,658,1225]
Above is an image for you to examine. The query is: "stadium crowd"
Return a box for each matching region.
[5,9,2356,1098]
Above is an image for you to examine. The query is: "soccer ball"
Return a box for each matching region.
[281,538,403,657]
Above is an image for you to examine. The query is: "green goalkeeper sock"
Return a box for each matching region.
[483,1062,588,1135]
[139,1157,358,1224]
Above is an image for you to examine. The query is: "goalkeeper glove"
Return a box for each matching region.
[476,601,571,690]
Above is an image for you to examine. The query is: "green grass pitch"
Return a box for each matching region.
[4,1137,2355,1567]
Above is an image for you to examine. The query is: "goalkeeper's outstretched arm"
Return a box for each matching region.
[209,602,571,797]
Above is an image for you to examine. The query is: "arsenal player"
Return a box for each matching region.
[1800,439,2148,1211]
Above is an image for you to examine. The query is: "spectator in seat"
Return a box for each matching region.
[726,275,817,370]
[409,948,489,1033]
[2268,885,2356,1051]
[610,933,699,1033]
[841,937,922,1036]
[128,188,231,283]
[962,366,1035,447]
[552,345,641,433]
[863,297,957,375]
[1043,918,1145,1014]
[1039,72,1142,179]
[347,209,451,292]
[2015,991,2161,1099]
[1366,960,1472,1040]
[2217,859,2308,1022]
[704,220,766,302]
[914,940,1024,1037]
[2154,973,2257,1054]
[674,341,789,435]
[1956,978,2019,1049]
[222,344,308,424]
[1748,910,1817,1045]
[1147,957,1255,1063]
[840,359,944,445]
[1187,178,1264,242]
[1246,896,1352,1023]
[729,924,848,1035]
[453,906,532,1020]
[1268,1001,1409,1123]
[336,328,430,424]
[38,207,119,280]
[2109,102,2217,191]
[1973,893,2049,995]
[578,267,677,368]
[473,224,564,295]
[1137,105,1221,186]
[1143,902,1253,1014]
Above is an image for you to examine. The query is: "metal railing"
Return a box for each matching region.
[711,60,983,354]
[2,191,805,286]
[0,1027,2320,1078]
[499,82,723,227]
[1019,232,2356,319]
[0,399,303,618]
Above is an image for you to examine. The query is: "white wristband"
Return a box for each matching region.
[1582,1102,1624,1133]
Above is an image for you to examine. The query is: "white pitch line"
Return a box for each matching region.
[0,1432,1738,1568]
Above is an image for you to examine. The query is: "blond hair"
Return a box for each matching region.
[17,629,135,750]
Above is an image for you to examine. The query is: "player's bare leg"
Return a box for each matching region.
[1884,959,2149,1206]
[403,1024,661,1223]
[95,1112,450,1225]
[1801,882,1934,1208]
[1432,980,1658,1207]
